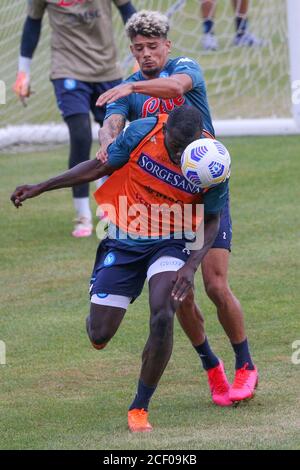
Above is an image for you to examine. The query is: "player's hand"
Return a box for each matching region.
[97,127,114,162]
[96,83,134,107]
[13,71,31,107]
[10,184,43,208]
[171,265,195,302]
[96,147,108,163]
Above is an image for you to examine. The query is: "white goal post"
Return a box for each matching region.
[0,0,299,150]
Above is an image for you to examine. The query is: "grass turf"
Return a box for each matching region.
[0,136,300,449]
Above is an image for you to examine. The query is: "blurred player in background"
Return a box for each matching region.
[201,0,263,51]
[13,0,135,238]
[11,105,229,432]
[96,10,258,404]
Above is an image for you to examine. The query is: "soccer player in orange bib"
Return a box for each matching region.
[96,10,258,406]
[11,105,232,432]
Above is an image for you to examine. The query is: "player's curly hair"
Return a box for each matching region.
[125,10,170,40]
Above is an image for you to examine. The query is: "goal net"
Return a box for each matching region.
[0,0,299,150]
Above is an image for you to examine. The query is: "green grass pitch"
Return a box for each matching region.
[0,136,300,449]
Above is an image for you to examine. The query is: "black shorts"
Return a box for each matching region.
[52,78,122,125]
[90,237,190,302]
[211,193,232,251]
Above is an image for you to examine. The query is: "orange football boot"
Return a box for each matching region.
[128,408,153,433]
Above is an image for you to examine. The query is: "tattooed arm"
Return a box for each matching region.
[97,114,126,163]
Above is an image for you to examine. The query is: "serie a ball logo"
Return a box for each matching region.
[181,138,231,189]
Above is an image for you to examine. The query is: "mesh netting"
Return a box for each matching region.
[0,0,292,134]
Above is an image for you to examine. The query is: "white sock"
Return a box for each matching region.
[73,197,92,221]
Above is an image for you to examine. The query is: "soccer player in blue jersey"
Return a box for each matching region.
[96,10,258,403]
[11,105,230,431]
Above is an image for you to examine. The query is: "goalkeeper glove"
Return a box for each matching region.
[13,57,32,105]
[13,71,30,98]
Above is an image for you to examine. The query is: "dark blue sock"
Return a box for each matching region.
[203,19,214,34]
[129,379,156,411]
[235,17,248,36]
[232,338,254,370]
[194,337,219,371]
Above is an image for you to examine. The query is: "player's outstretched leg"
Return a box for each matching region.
[176,290,232,407]
[86,302,126,350]
[127,271,178,433]
[65,113,93,238]
[202,248,258,402]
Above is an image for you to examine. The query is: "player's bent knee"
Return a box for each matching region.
[205,279,231,306]
[88,326,111,347]
[91,341,107,350]
[87,317,121,347]
[150,309,174,340]
[87,295,130,348]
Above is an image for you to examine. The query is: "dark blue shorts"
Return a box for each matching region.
[52,78,122,124]
[211,194,232,251]
[90,237,190,302]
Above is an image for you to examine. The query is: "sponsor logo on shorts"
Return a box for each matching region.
[103,253,116,267]
[96,293,109,299]
[64,79,76,91]
[159,259,183,269]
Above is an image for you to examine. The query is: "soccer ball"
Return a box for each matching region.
[181,138,231,189]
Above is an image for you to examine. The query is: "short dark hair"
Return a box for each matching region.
[167,105,203,138]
